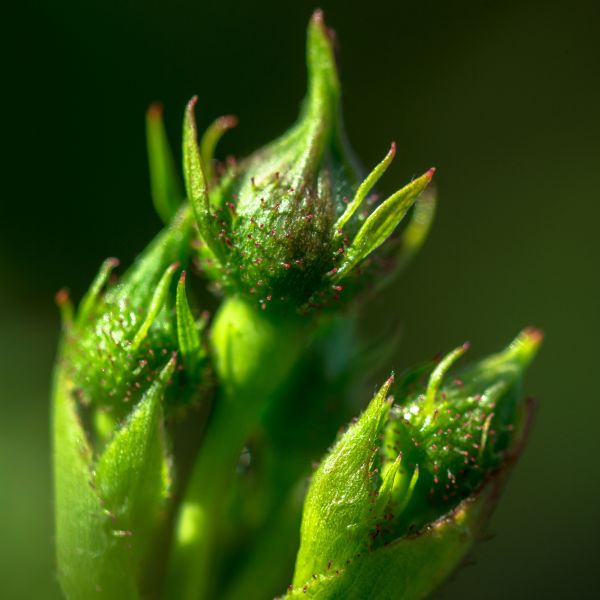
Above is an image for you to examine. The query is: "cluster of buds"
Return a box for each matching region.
[289,329,541,598]
[51,9,541,600]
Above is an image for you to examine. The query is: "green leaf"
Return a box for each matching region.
[146,103,184,224]
[94,356,176,566]
[333,169,435,281]
[292,377,393,587]
[176,271,203,374]
[53,363,139,599]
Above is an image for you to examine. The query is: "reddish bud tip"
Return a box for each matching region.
[55,288,70,306]
[179,270,187,284]
[186,95,199,113]
[426,167,437,179]
[523,326,544,344]
[219,115,239,129]
[312,8,325,25]
[147,102,163,120]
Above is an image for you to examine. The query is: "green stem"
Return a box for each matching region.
[166,296,310,600]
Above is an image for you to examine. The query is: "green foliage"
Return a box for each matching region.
[51,10,541,600]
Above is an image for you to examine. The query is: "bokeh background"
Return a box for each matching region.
[2,0,598,598]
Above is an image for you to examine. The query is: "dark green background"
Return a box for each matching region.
[2,0,598,598]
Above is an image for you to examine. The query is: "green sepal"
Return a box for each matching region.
[176,271,204,374]
[394,187,437,270]
[146,103,184,224]
[76,257,119,326]
[94,356,176,567]
[284,481,501,599]
[131,261,179,349]
[333,169,435,281]
[335,143,396,232]
[200,114,238,185]
[52,363,140,600]
[292,377,393,586]
[183,96,227,264]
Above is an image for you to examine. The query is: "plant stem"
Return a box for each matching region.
[166,296,310,600]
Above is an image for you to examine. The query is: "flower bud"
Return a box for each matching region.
[53,210,212,597]
[58,209,207,419]
[182,11,435,311]
[288,328,541,598]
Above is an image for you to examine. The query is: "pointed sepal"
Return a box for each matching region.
[146,103,184,224]
[176,271,204,375]
[333,168,435,281]
[293,376,393,586]
[94,356,176,566]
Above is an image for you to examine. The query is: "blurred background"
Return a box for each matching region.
[2,0,598,597]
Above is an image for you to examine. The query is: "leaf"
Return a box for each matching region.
[146,103,184,224]
[292,377,393,587]
[52,362,139,599]
[333,169,435,281]
[94,356,176,567]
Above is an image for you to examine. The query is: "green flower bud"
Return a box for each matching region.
[57,208,208,420]
[288,328,541,598]
[181,10,435,312]
[52,209,212,598]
